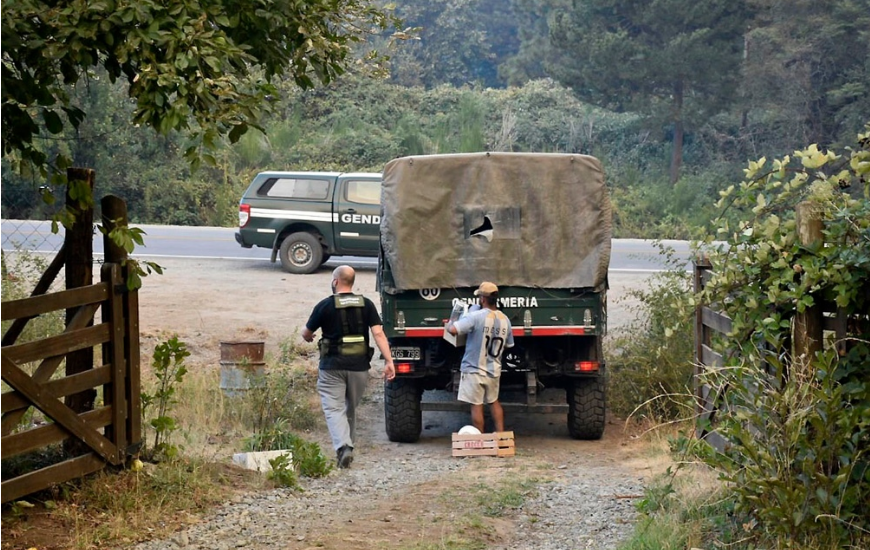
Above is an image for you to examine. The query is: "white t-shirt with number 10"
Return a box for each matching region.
[454,309,515,377]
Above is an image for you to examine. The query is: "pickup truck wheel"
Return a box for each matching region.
[384,379,422,443]
[320,253,331,266]
[279,232,323,274]
[567,377,606,440]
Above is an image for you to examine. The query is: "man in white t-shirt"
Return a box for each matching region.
[446,282,515,433]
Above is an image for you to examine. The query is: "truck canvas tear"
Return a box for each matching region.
[379,152,612,442]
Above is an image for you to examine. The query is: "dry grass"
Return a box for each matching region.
[1,459,266,550]
[1,337,323,550]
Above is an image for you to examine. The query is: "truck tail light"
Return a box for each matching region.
[239,204,251,228]
[396,362,413,374]
[583,308,593,326]
[523,309,532,329]
[574,361,599,372]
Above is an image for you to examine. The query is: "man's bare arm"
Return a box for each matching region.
[370,325,396,380]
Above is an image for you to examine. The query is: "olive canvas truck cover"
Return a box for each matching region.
[380,153,611,293]
[379,152,613,443]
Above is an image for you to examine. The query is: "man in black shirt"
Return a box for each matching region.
[302,265,395,468]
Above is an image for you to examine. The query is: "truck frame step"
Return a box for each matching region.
[421,402,568,414]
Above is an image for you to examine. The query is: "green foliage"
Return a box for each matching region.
[740,0,870,152]
[547,0,752,181]
[241,360,319,436]
[606,245,696,420]
[267,453,299,489]
[635,468,678,515]
[2,0,401,178]
[621,464,744,550]
[244,418,300,452]
[246,419,333,484]
[388,0,520,88]
[141,337,190,461]
[0,73,745,238]
[692,126,870,547]
[699,350,869,545]
[97,223,164,290]
[289,438,333,479]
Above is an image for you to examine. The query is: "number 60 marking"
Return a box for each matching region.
[419,288,441,300]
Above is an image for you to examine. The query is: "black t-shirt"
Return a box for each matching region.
[305,293,383,371]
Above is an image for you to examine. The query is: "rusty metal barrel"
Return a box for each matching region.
[219,341,266,396]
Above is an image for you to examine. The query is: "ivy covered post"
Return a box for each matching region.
[793,201,823,363]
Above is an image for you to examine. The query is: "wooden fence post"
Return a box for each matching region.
[101,195,142,454]
[794,201,823,363]
[64,168,96,417]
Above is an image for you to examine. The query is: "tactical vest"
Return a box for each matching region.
[319,294,371,358]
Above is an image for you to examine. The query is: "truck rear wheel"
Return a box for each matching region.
[279,232,323,274]
[567,377,606,440]
[385,378,422,443]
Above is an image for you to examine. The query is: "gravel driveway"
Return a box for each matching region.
[127,258,656,550]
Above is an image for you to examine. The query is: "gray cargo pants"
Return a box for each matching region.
[316,369,369,451]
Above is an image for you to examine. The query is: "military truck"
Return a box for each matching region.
[235,171,382,273]
[378,152,612,442]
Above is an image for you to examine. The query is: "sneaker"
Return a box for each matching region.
[337,445,354,469]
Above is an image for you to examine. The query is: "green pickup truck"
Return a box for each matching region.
[235,171,382,273]
[379,152,612,442]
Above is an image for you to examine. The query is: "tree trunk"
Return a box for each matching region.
[669,80,684,185]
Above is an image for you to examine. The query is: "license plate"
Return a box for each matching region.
[392,346,421,360]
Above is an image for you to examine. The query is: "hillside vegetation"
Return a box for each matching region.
[3,0,868,239]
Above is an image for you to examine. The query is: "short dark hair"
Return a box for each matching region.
[481,293,499,307]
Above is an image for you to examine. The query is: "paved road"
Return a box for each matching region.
[1,220,693,272]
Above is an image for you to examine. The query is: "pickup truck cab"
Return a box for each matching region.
[235,171,382,273]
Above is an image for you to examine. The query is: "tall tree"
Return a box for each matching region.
[389,0,519,88]
[740,0,870,153]
[499,0,556,86]
[548,0,751,182]
[1,0,399,179]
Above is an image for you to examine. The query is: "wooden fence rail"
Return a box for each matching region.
[693,257,731,452]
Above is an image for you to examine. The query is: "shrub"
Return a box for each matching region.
[691,125,870,548]
[241,352,319,435]
[141,337,190,461]
[245,418,333,484]
[606,245,696,421]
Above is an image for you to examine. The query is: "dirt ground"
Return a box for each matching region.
[133,257,668,550]
[3,256,667,550]
[132,256,660,461]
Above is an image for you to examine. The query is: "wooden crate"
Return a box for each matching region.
[451,431,515,457]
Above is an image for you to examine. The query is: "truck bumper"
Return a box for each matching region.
[235,232,252,248]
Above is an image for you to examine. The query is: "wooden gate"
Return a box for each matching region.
[2,194,141,503]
